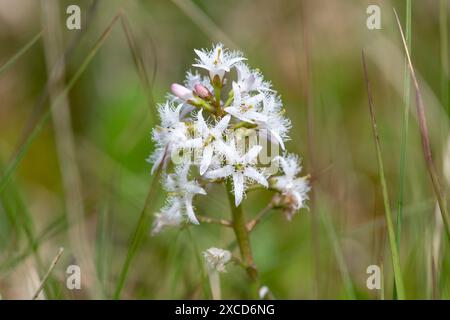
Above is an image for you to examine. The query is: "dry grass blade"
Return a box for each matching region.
[394,9,450,240]
[0,31,42,76]
[120,14,155,107]
[362,50,405,299]
[41,0,100,298]
[32,248,64,300]
[170,0,238,49]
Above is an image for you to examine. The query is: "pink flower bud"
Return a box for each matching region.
[194,83,212,99]
[170,83,194,101]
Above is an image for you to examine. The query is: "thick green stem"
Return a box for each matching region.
[226,181,258,282]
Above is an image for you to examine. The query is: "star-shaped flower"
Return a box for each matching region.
[271,154,310,219]
[193,43,245,81]
[164,164,206,224]
[224,82,267,123]
[235,62,272,93]
[204,139,267,206]
[196,110,231,175]
[148,103,202,174]
[256,94,291,150]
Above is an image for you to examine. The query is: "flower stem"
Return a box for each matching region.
[225,181,258,283]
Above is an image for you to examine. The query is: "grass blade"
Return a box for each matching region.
[120,15,154,107]
[170,0,237,49]
[362,50,405,299]
[441,0,449,116]
[320,207,356,299]
[394,0,411,299]
[0,31,42,77]
[394,9,450,241]
[113,168,161,299]
[32,247,64,300]
[396,0,412,250]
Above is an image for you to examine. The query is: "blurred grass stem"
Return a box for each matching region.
[362,50,405,299]
[32,248,64,300]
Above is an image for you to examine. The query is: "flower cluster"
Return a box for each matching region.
[148,43,310,234]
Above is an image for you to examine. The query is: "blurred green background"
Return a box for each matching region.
[0,0,449,299]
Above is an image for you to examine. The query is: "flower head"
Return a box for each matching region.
[150,43,309,234]
[203,247,232,272]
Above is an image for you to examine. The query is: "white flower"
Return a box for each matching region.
[256,94,291,150]
[272,154,310,219]
[151,203,184,235]
[196,110,231,175]
[204,139,268,206]
[224,82,267,123]
[148,102,201,174]
[235,62,272,93]
[203,247,232,272]
[164,164,206,224]
[259,286,271,299]
[184,70,213,92]
[193,43,245,81]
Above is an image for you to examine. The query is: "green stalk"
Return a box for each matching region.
[441,0,449,116]
[114,168,160,299]
[320,208,356,299]
[394,0,411,299]
[362,51,405,299]
[225,181,258,283]
[396,0,412,250]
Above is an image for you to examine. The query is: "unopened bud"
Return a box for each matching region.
[170,83,194,101]
[194,83,212,99]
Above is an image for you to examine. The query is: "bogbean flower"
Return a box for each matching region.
[151,204,183,235]
[224,82,266,123]
[235,62,272,93]
[257,94,291,150]
[193,43,246,82]
[204,139,268,206]
[163,164,206,225]
[195,110,231,175]
[148,43,309,234]
[203,248,232,273]
[148,103,203,174]
[271,154,310,220]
